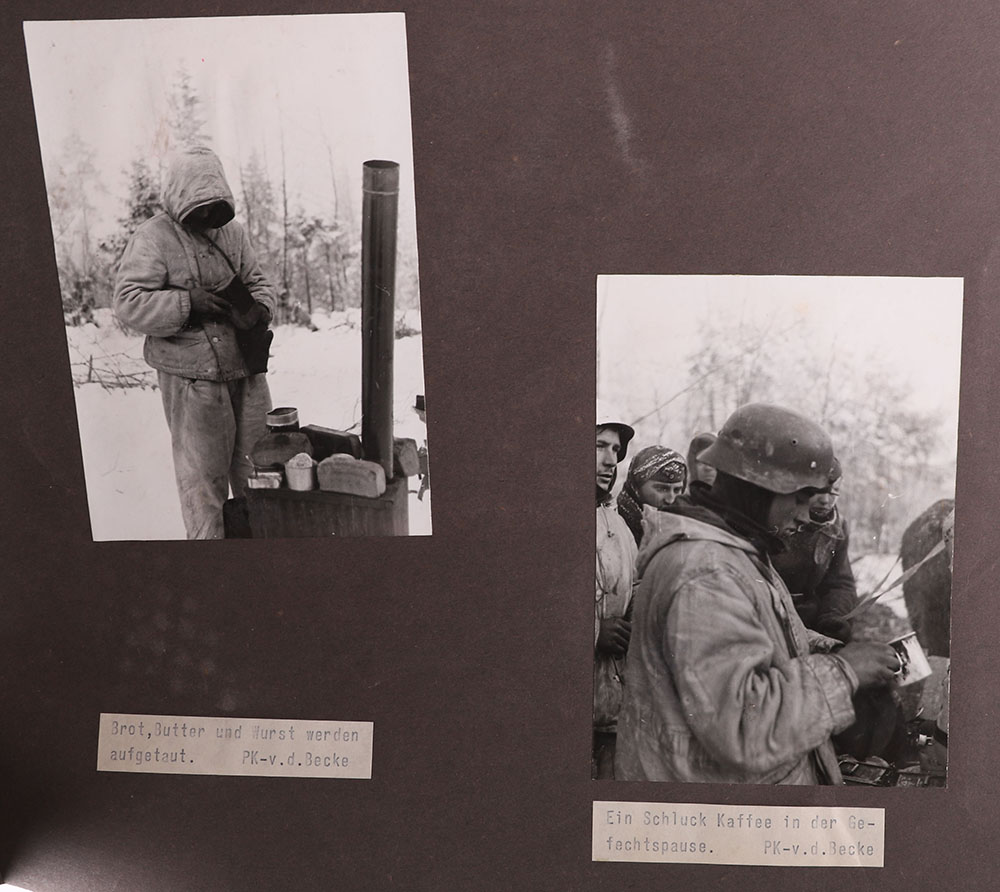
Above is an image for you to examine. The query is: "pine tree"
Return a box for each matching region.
[167,68,211,149]
[98,158,163,269]
[240,152,278,262]
[120,158,163,233]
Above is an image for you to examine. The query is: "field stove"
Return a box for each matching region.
[236,159,412,538]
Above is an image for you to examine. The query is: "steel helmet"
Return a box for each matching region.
[596,403,635,463]
[698,403,835,494]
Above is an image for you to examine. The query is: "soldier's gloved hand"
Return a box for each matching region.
[838,641,901,688]
[230,300,270,331]
[597,617,631,656]
[188,286,230,318]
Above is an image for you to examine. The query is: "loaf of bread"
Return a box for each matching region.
[317,454,387,498]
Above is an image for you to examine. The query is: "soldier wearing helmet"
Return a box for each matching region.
[593,408,637,778]
[615,403,901,785]
[771,457,857,644]
[685,431,717,493]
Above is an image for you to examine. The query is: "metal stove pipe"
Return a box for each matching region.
[361,160,399,480]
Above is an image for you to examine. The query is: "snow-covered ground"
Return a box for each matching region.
[66,308,431,540]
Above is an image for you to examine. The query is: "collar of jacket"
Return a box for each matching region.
[683,483,787,556]
[637,501,784,580]
[794,512,845,545]
[636,511,745,575]
[807,504,841,527]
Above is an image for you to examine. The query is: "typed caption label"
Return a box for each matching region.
[97,713,373,779]
[593,801,884,867]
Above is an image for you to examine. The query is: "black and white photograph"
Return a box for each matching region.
[24,13,430,540]
[595,275,961,787]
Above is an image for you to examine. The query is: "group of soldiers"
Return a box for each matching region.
[595,403,907,785]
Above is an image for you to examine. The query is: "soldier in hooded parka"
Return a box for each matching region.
[114,146,277,539]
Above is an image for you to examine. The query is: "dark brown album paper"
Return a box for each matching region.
[1,2,996,891]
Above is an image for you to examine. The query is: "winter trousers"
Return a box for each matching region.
[158,371,272,539]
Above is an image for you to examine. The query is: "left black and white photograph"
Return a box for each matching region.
[24,13,430,540]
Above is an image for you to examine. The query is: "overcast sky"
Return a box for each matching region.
[598,275,964,455]
[24,14,417,239]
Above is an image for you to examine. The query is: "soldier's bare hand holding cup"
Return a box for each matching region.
[839,641,901,687]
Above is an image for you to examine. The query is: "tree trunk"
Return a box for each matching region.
[280,135,290,297]
[324,242,337,310]
[302,244,312,314]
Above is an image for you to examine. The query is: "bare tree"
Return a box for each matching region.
[627,307,949,554]
[47,132,106,324]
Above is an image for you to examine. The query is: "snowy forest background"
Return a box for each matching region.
[27,15,420,346]
[24,15,430,539]
[41,61,421,340]
[598,275,963,558]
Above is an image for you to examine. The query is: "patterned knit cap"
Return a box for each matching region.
[616,446,688,544]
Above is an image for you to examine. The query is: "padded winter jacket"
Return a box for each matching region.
[771,510,858,643]
[615,510,857,785]
[594,501,637,733]
[114,147,277,382]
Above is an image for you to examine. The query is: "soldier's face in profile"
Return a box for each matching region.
[596,428,621,493]
[692,460,716,487]
[766,489,814,538]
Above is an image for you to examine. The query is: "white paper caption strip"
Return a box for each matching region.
[593,801,884,867]
[97,713,373,779]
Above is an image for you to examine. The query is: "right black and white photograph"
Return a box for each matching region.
[595,274,962,788]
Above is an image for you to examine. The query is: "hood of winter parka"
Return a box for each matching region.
[163,146,236,227]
